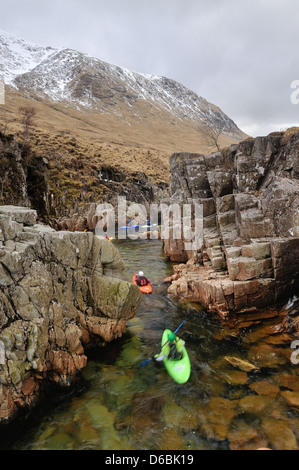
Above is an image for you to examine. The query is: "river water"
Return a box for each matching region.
[1,239,299,450]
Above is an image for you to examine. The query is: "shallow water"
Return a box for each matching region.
[1,239,299,450]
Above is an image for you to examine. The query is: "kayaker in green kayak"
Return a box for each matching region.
[139,323,191,383]
[154,331,185,362]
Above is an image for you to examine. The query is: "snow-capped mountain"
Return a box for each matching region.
[0,29,244,138]
[0,30,56,85]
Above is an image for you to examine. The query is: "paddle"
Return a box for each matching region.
[139,321,186,367]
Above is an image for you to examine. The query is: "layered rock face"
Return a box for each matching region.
[165,130,299,319]
[0,206,141,424]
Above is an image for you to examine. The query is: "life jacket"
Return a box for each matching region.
[168,340,182,360]
[139,276,148,286]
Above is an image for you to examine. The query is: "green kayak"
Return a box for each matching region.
[160,329,191,384]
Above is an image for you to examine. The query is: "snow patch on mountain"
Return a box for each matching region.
[0,29,57,85]
[0,29,243,137]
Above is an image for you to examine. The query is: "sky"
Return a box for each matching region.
[0,0,298,137]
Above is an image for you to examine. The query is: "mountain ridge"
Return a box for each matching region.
[0,30,251,232]
[0,29,57,84]
[0,29,245,141]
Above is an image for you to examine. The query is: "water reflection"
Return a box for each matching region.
[1,239,299,450]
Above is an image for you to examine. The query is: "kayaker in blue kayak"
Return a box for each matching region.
[154,331,185,362]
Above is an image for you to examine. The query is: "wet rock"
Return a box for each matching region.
[262,323,284,335]
[280,374,299,391]
[200,368,228,397]
[247,344,287,369]
[265,333,293,346]
[197,397,237,441]
[0,206,142,424]
[261,418,298,450]
[249,380,280,397]
[221,370,249,386]
[158,428,187,451]
[228,421,258,450]
[77,420,101,448]
[162,401,198,432]
[238,395,273,415]
[241,327,268,345]
[289,417,299,442]
[41,429,75,450]
[223,356,259,372]
[86,400,125,450]
[281,390,299,408]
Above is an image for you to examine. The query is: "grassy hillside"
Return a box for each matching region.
[1,86,247,186]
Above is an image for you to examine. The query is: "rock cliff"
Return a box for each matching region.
[164,129,299,319]
[0,206,141,424]
[0,129,163,231]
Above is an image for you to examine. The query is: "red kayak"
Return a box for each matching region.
[132,275,153,294]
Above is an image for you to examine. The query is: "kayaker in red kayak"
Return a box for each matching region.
[135,271,151,287]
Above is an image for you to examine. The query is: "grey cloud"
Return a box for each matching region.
[0,0,298,136]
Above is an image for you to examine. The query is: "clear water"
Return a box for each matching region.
[1,239,299,450]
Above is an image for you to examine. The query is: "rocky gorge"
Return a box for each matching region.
[164,128,299,321]
[1,123,299,443]
[0,206,141,424]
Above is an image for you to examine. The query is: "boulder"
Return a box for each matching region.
[0,206,142,424]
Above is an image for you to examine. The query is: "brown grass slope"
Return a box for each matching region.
[1,86,247,187]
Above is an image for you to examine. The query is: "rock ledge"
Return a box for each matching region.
[0,206,141,424]
[164,130,299,319]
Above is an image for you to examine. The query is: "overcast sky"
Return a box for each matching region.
[0,0,298,136]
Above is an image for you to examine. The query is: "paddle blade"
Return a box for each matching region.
[139,358,153,367]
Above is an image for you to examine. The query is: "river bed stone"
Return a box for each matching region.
[221,369,249,386]
[261,417,298,450]
[227,420,258,450]
[196,397,237,441]
[249,380,280,397]
[223,355,259,372]
[238,395,274,415]
[247,344,287,369]
[281,390,299,408]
